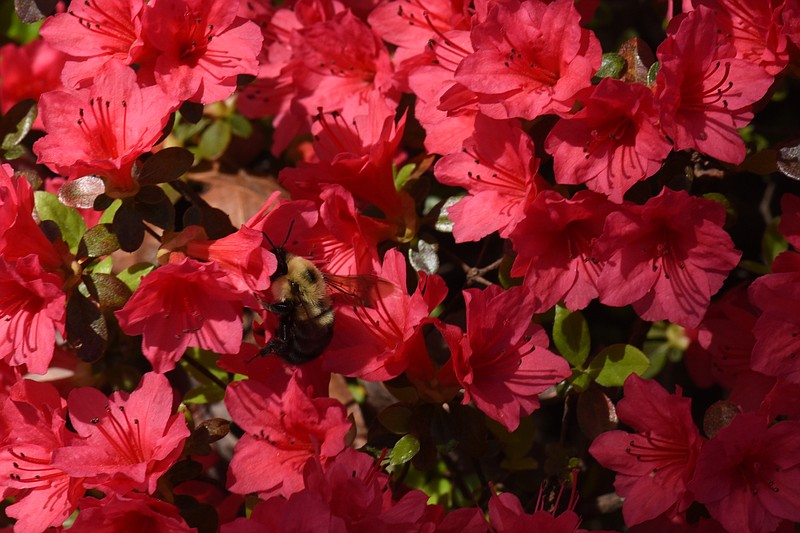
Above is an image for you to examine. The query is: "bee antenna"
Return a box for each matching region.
[262,219,295,252]
[282,219,295,248]
[261,231,279,251]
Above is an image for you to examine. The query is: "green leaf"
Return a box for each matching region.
[566,368,592,393]
[389,434,421,466]
[98,199,122,224]
[763,218,789,266]
[595,53,625,79]
[646,62,661,86]
[227,113,253,139]
[394,162,416,191]
[553,305,590,368]
[117,263,155,292]
[184,384,225,405]
[197,120,232,160]
[171,116,211,143]
[91,256,114,275]
[34,191,87,253]
[0,99,37,158]
[180,349,229,393]
[78,224,120,259]
[587,344,650,387]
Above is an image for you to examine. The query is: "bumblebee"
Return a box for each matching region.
[259,244,335,365]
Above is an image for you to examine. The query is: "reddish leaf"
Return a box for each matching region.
[703,400,740,439]
[577,387,618,439]
[59,175,105,209]
[137,147,194,185]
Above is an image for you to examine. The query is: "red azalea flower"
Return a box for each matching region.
[68,492,194,532]
[142,0,263,104]
[249,188,389,277]
[0,380,83,533]
[224,449,442,532]
[279,103,410,223]
[627,515,727,532]
[695,0,790,75]
[237,2,338,155]
[39,0,145,87]
[291,10,399,119]
[33,60,174,198]
[784,0,800,49]
[510,190,613,312]
[654,5,775,164]
[545,79,672,203]
[225,375,351,499]
[51,373,188,494]
[325,249,448,381]
[685,284,757,389]
[236,0,275,63]
[748,251,800,384]
[368,0,471,69]
[445,285,571,431]
[0,164,65,272]
[688,413,800,533]
[595,188,741,328]
[407,30,480,156]
[175,225,277,298]
[455,0,601,120]
[778,193,800,248]
[115,256,245,373]
[434,114,541,242]
[0,255,66,375]
[589,375,704,527]
[488,473,613,532]
[0,40,66,129]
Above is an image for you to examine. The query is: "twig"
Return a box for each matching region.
[181,352,228,391]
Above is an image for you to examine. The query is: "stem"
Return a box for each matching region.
[143,223,162,241]
[181,352,228,391]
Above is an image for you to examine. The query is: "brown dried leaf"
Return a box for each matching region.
[188,167,283,228]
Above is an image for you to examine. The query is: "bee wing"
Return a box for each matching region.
[323,274,400,308]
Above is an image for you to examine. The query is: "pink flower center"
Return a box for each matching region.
[90,404,146,464]
[625,432,691,474]
[459,144,528,203]
[738,458,783,496]
[69,1,138,52]
[683,60,735,121]
[78,96,127,160]
[502,45,559,87]
[581,117,634,160]
[179,17,215,61]
[7,448,64,485]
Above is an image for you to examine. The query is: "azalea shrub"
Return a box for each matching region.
[1,0,800,531]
